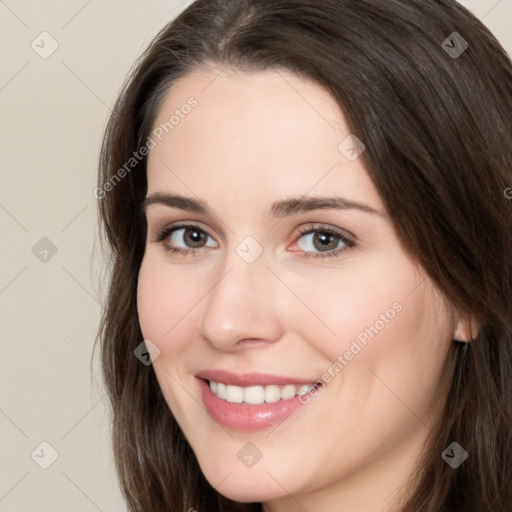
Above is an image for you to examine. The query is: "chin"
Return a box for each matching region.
[199,461,291,503]
[212,481,279,504]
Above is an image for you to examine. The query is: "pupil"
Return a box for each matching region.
[185,228,205,248]
[313,232,337,252]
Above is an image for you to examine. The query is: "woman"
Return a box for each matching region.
[95,0,512,510]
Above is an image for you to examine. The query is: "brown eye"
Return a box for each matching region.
[182,228,208,248]
[297,229,348,253]
[154,225,217,252]
[312,231,339,252]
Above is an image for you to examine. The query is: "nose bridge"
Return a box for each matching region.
[198,240,283,349]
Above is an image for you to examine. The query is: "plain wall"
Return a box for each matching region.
[1,1,511,510]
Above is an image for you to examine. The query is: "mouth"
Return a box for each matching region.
[195,370,324,431]
[205,379,320,404]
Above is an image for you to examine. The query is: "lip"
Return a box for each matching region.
[195,369,318,387]
[196,371,322,432]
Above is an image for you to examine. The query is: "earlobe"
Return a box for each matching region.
[453,325,469,342]
[453,316,479,342]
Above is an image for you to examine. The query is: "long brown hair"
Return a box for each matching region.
[95,1,512,510]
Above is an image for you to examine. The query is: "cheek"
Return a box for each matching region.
[136,257,198,350]
[284,257,418,359]
[136,257,205,422]
[290,256,451,403]
[318,269,451,434]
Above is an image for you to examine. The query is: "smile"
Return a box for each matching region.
[195,370,324,431]
[208,380,319,404]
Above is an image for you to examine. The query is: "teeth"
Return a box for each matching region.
[244,385,265,404]
[297,385,313,395]
[264,385,281,403]
[208,380,318,404]
[281,384,298,399]
[225,385,244,403]
[216,382,226,400]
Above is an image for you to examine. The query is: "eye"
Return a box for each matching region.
[169,227,214,249]
[151,222,354,259]
[152,223,217,254]
[292,225,355,259]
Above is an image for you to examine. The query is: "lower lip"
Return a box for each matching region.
[197,378,314,432]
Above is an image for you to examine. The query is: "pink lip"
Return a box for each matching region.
[195,371,322,432]
[195,369,318,387]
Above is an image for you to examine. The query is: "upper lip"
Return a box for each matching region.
[195,369,318,387]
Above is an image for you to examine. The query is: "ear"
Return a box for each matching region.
[453,315,480,343]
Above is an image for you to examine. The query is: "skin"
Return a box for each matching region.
[137,65,469,512]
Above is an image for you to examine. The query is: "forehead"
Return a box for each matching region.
[146,66,383,213]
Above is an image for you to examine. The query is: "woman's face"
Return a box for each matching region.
[137,66,456,510]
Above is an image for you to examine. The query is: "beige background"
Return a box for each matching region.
[1,1,510,510]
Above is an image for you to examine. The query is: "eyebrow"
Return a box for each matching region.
[268,196,383,218]
[143,193,384,218]
[143,193,209,214]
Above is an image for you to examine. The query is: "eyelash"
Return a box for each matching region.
[294,225,355,258]
[151,223,355,259]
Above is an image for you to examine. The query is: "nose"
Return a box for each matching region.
[198,251,284,351]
